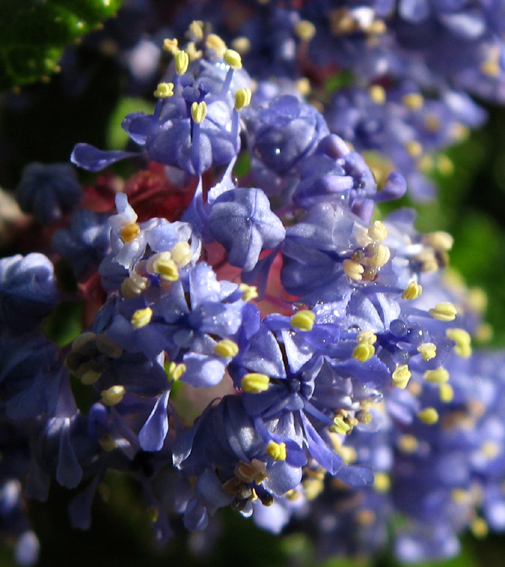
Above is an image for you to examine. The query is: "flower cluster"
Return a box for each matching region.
[2,3,505,566]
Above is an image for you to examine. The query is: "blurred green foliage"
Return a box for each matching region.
[0,0,123,92]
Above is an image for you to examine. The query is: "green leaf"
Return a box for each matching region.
[0,0,124,92]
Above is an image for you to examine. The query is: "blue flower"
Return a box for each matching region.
[16,162,82,225]
[0,254,58,334]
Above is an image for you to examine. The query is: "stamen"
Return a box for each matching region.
[402,281,423,300]
[131,307,153,329]
[163,38,179,54]
[165,361,186,381]
[235,459,268,484]
[429,302,457,322]
[352,343,375,362]
[188,20,204,41]
[343,258,364,281]
[149,252,179,281]
[397,434,418,453]
[191,101,207,123]
[424,367,449,384]
[374,472,390,493]
[153,82,174,98]
[417,342,437,361]
[368,220,388,241]
[417,407,439,425]
[223,49,242,69]
[368,85,386,104]
[242,372,270,393]
[392,365,411,389]
[439,383,454,402]
[239,283,258,301]
[291,310,316,332]
[446,328,472,358]
[175,51,190,75]
[294,20,316,42]
[101,385,126,406]
[234,87,252,111]
[401,93,423,110]
[214,339,239,358]
[170,241,192,268]
[206,34,227,56]
[120,222,141,243]
[357,331,377,345]
[266,441,287,461]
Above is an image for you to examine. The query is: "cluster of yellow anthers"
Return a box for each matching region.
[367,83,462,178]
[120,241,193,302]
[343,220,391,282]
[152,24,253,122]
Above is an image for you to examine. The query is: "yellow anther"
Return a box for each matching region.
[343,258,364,281]
[191,101,207,123]
[368,85,386,104]
[151,252,179,281]
[165,361,186,381]
[131,307,153,330]
[148,506,159,523]
[188,20,204,41]
[81,369,102,386]
[357,331,377,345]
[363,243,390,268]
[437,155,454,175]
[234,87,252,110]
[241,372,270,393]
[239,283,259,302]
[419,155,434,174]
[368,220,388,241]
[424,367,449,384]
[424,113,441,133]
[402,92,423,110]
[471,517,489,538]
[71,331,96,353]
[235,459,268,484]
[295,77,311,96]
[294,20,316,41]
[446,328,472,358]
[439,383,454,403]
[331,416,351,435]
[417,407,439,425]
[120,222,141,243]
[214,339,239,358]
[417,342,437,361]
[206,33,227,56]
[429,302,458,322]
[374,472,390,493]
[231,36,251,55]
[291,310,316,332]
[352,343,375,362]
[450,123,469,142]
[175,50,190,75]
[482,441,500,459]
[101,385,126,406]
[451,488,470,504]
[185,42,203,61]
[368,19,386,34]
[96,334,123,358]
[405,140,423,158]
[402,281,423,300]
[121,271,149,299]
[424,231,454,251]
[153,82,174,98]
[397,434,418,453]
[266,441,287,461]
[163,38,179,54]
[99,434,117,452]
[392,365,411,389]
[223,48,242,69]
[170,241,192,268]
